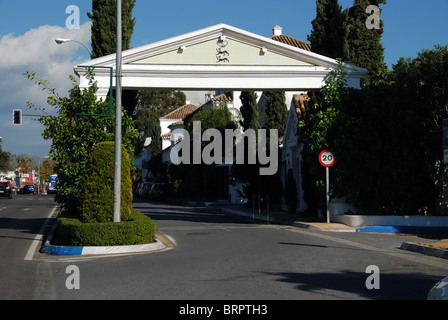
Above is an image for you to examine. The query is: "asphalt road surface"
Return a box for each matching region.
[1,196,448,303]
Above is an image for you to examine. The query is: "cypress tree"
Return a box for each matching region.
[263,91,288,137]
[239,91,260,131]
[308,0,348,60]
[87,0,136,59]
[345,0,387,86]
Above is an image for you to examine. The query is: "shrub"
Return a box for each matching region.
[53,210,156,246]
[80,141,133,223]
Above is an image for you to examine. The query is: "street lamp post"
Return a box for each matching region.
[55,38,92,57]
[113,0,122,223]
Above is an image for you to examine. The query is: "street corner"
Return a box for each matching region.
[40,234,173,257]
[400,240,448,260]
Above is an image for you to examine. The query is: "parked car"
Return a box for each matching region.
[150,183,165,199]
[0,181,13,199]
[21,184,35,194]
[142,182,154,199]
[428,276,448,300]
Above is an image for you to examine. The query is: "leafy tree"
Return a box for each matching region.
[308,0,348,60]
[40,158,58,183]
[344,0,387,86]
[87,0,136,59]
[297,61,348,214]
[0,138,11,172]
[26,71,139,216]
[134,89,186,157]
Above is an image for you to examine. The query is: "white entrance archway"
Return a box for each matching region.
[75,24,366,100]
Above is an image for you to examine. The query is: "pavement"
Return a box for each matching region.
[38,201,448,260]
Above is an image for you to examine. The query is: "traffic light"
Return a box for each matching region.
[13,109,22,125]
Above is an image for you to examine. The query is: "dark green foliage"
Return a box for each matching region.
[171,103,237,201]
[239,91,260,131]
[308,0,348,60]
[263,91,288,137]
[80,141,133,223]
[54,210,156,246]
[87,0,136,59]
[134,90,186,158]
[299,46,448,215]
[26,71,139,216]
[345,0,387,86]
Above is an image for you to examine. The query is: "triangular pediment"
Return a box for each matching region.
[86,24,358,69]
[126,36,314,67]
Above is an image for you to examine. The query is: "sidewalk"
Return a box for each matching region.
[218,204,448,260]
[220,205,357,232]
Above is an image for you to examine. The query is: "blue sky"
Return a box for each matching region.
[0,0,447,159]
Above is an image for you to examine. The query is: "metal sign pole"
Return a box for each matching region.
[326,166,330,224]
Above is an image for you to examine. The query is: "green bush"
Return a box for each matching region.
[53,210,156,246]
[80,141,133,223]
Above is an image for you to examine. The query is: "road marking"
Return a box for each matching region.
[24,205,59,261]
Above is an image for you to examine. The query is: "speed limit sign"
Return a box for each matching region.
[319,150,336,168]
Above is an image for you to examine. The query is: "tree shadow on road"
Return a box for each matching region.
[262,269,443,300]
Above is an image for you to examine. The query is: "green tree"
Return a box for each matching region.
[297,61,348,214]
[239,91,260,131]
[263,91,288,137]
[0,138,11,172]
[87,0,136,59]
[26,71,139,216]
[308,0,348,60]
[230,92,262,206]
[345,0,387,86]
[134,89,186,157]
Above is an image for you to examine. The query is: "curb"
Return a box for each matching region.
[400,242,448,260]
[221,208,448,234]
[39,208,172,257]
[40,238,168,256]
[355,226,448,234]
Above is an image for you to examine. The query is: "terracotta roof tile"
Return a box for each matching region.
[210,92,233,103]
[269,34,312,52]
[161,104,199,120]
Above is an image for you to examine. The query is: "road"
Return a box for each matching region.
[1,196,448,302]
[0,194,58,299]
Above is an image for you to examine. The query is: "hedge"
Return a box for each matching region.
[80,141,133,223]
[53,210,156,247]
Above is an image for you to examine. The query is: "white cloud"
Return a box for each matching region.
[0,22,91,157]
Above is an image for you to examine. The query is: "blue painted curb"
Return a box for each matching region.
[356,226,448,234]
[41,243,84,256]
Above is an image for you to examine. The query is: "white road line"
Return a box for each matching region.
[24,205,59,261]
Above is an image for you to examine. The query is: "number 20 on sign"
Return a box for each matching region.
[319,150,335,223]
